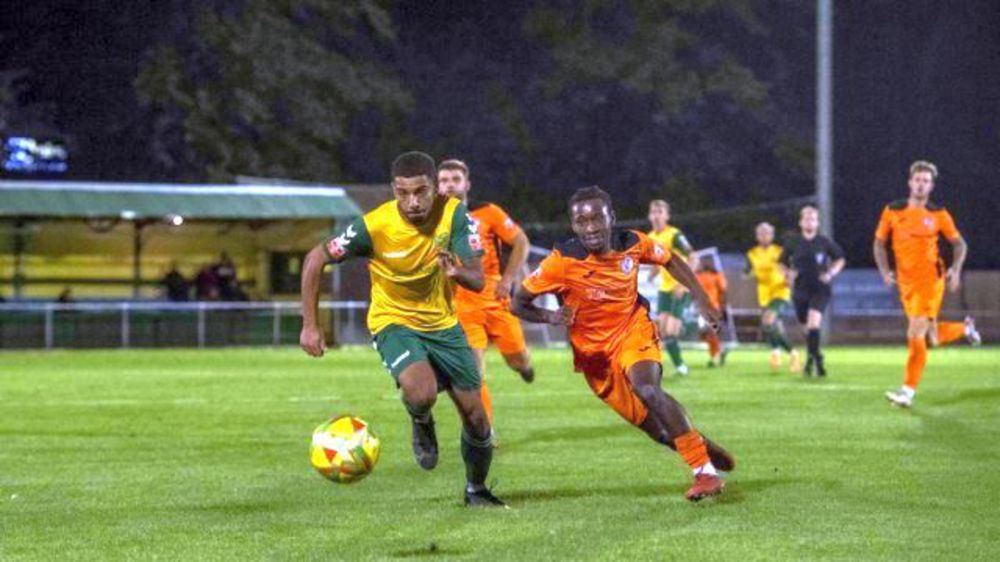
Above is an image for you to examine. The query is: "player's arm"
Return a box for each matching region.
[511,250,573,325]
[444,204,485,292]
[492,207,530,299]
[940,210,966,292]
[300,217,372,357]
[873,207,895,286]
[512,286,574,326]
[820,239,846,284]
[664,256,722,331]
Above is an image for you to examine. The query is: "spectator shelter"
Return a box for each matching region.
[0,180,362,300]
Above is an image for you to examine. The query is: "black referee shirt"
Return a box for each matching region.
[782,234,845,293]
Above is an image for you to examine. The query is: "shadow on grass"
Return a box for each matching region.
[506,424,636,446]
[390,543,468,558]
[480,476,808,506]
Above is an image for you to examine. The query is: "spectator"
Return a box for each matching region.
[213,252,240,301]
[195,264,219,301]
[162,261,190,302]
[56,287,75,303]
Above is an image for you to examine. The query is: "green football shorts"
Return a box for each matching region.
[765,298,789,313]
[657,291,691,318]
[372,323,481,392]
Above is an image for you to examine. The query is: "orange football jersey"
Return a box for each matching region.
[455,201,522,307]
[696,270,727,310]
[522,230,672,358]
[875,200,961,285]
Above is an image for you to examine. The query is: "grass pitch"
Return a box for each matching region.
[1,346,998,560]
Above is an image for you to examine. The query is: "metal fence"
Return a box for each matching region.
[0,301,370,349]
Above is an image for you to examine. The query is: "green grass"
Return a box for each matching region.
[1,346,998,561]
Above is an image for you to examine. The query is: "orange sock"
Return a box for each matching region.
[904,337,928,390]
[703,333,721,358]
[673,430,710,471]
[480,382,494,423]
[936,321,965,346]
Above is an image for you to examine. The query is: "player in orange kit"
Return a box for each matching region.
[437,159,535,435]
[875,161,981,408]
[512,186,734,501]
[695,256,728,368]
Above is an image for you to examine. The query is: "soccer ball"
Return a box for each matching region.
[310,415,381,483]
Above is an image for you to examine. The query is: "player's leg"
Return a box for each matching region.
[423,325,505,507]
[662,292,688,375]
[459,313,493,424]
[699,326,722,367]
[625,360,726,500]
[792,294,813,375]
[489,307,535,383]
[805,307,825,376]
[761,308,782,370]
[374,325,440,470]
[886,314,931,408]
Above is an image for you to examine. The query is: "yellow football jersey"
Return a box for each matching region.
[647,225,690,292]
[745,244,791,307]
[323,197,481,334]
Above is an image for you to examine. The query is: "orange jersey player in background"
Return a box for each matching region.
[438,159,536,435]
[695,256,728,367]
[512,186,734,501]
[875,160,980,409]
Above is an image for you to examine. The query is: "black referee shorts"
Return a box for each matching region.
[793,288,831,324]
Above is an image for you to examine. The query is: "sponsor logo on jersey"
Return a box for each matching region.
[326,224,357,259]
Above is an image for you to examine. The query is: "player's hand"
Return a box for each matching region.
[699,303,723,333]
[495,276,515,300]
[881,270,896,287]
[547,306,576,327]
[946,268,961,293]
[300,325,327,358]
[819,272,833,285]
[437,250,460,278]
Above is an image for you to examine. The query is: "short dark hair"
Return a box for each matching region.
[568,185,613,214]
[438,159,469,178]
[391,151,437,181]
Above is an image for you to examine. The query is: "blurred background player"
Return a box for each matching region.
[646,200,696,376]
[694,256,728,368]
[299,151,505,507]
[783,206,845,377]
[513,186,734,501]
[745,222,801,372]
[875,161,980,409]
[437,159,535,441]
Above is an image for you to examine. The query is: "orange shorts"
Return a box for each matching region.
[899,278,944,319]
[575,318,662,427]
[457,301,527,354]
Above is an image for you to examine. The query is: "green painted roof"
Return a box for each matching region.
[0,181,362,220]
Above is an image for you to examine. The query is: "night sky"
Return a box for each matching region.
[3,0,999,267]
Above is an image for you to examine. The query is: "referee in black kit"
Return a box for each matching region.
[783,205,846,377]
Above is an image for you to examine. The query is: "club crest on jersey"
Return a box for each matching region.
[467,215,483,251]
[621,256,634,274]
[433,232,449,249]
[326,224,358,259]
[923,217,935,229]
[815,253,825,265]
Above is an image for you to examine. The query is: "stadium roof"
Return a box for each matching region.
[0,180,362,220]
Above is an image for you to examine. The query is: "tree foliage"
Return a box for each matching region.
[136,0,411,182]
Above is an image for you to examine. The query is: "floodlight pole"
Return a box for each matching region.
[817,0,834,343]
[817,0,833,237]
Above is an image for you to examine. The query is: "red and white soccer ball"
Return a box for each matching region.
[310,415,381,484]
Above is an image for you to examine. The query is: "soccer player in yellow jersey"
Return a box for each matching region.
[299,152,506,507]
[745,222,801,372]
[875,161,980,409]
[646,200,695,375]
[437,159,535,436]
